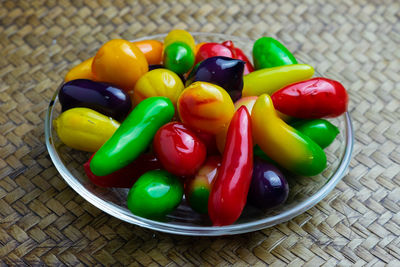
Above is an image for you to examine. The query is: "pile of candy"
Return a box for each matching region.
[55,30,348,226]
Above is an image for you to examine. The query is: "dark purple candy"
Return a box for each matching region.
[248,157,289,210]
[59,79,132,121]
[187,56,245,95]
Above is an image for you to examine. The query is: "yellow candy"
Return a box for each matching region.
[54,108,120,152]
[164,29,195,52]
[64,57,94,82]
[130,69,184,107]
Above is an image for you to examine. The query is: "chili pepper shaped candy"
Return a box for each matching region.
[209,106,253,226]
[221,40,254,75]
[59,79,132,121]
[186,56,245,101]
[90,97,174,176]
[130,69,184,107]
[177,82,235,134]
[291,119,340,149]
[271,77,349,118]
[54,108,120,152]
[132,39,163,65]
[185,156,222,214]
[127,170,183,220]
[84,153,162,188]
[253,37,297,70]
[252,94,326,176]
[153,122,207,177]
[242,64,314,97]
[92,39,148,92]
[65,57,95,82]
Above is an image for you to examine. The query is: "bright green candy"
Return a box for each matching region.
[292,119,340,149]
[90,97,174,176]
[253,37,297,70]
[164,42,195,75]
[127,170,183,220]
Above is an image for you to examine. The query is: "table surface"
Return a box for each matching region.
[1,0,400,265]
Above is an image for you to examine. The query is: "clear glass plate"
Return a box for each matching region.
[45,33,354,236]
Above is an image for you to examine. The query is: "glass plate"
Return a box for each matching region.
[45,33,353,236]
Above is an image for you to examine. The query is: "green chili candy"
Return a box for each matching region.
[90,97,174,176]
[127,170,183,220]
[253,37,297,70]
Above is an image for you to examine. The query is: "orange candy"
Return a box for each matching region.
[177,81,235,134]
[133,40,163,65]
[64,57,94,82]
[92,39,148,91]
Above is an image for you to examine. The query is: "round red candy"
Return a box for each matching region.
[153,122,207,177]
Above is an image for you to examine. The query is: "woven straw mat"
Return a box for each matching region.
[1,0,399,266]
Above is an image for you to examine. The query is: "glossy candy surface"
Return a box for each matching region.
[185,156,221,214]
[253,37,297,70]
[271,77,349,118]
[209,107,253,226]
[132,39,163,65]
[195,43,234,64]
[164,29,195,52]
[54,107,120,152]
[242,64,314,97]
[127,170,183,220]
[131,69,184,107]
[92,39,148,91]
[252,94,326,176]
[59,79,132,121]
[186,56,245,99]
[90,97,174,176]
[65,57,94,82]
[153,122,207,177]
[177,82,235,134]
[163,42,195,75]
[292,119,339,149]
[84,153,162,188]
[222,40,254,75]
[248,158,289,210]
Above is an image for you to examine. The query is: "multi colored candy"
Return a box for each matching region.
[177,81,235,134]
[185,155,222,214]
[56,31,349,225]
[252,94,327,176]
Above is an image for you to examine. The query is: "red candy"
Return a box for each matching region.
[271,77,348,118]
[84,153,162,188]
[208,106,253,226]
[195,43,234,64]
[153,122,207,177]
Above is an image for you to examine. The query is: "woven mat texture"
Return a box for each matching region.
[1,0,400,265]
